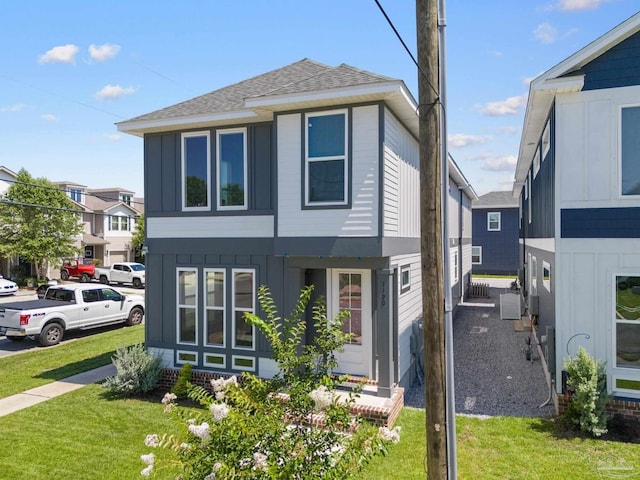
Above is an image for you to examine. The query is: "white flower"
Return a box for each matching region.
[253,452,268,471]
[378,425,401,444]
[213,462,223,472]
[203,474,216,480]
[179,442,191,451]
[309,385,334,411]
[210,403,230,422]
[215,390,226,401]
[188,422,211,442]
[162,392,177,405]
[141,465,153,477]
[144,434,160,448]
[187,418,196,425]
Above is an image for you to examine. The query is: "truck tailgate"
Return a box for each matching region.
[0,300,71,329]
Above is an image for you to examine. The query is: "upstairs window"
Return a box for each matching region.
[69,188,83,203]
[120,194,132,206]
[487,212,501,231]
[109,215,130,231]
[182,131,210,210]
[217,128,247,210]
[621,106,640,196]
[305,110,348,206]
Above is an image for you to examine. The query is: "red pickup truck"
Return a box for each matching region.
[60,259,95,283]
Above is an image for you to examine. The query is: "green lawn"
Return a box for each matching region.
[0,324,143,398]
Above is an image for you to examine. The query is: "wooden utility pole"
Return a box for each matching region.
[417,0,448,478]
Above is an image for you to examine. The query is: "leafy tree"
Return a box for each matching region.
[0,169,82,280]
[131,213,145,257]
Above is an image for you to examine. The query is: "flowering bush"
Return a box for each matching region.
[139,286,401,479]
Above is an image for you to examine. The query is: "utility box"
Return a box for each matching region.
[500,293,521,320]
[529,295,539,316]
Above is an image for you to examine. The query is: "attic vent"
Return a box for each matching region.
[500,293,521,320]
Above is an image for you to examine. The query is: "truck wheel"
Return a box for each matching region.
[80,273,91,283]
[5,335,25,342]
[126,307,144,326]
[39,323,64,347]
[133,278,142,289]
[100,275,109,285]
[60,270,69,281]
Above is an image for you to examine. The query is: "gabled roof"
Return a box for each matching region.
[514,12,640,195]
[473,191,518,209]
[448,154,478,201]
[117,58,418,137]
[0,166,18,179]
[84,194,139,215]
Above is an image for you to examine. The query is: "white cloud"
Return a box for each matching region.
[482,155,517,172]
[0,103,27,112]
[534,22,558,44]
[497,175,517,190]
[41,113,58,121]
[499,126,520,135]
[481,94,527,116]
[39,44,79,64]
[103,133,121,141]
[88,43,121,62]
[552,0,609,11]
[95,84,135,100]
[448,133,492,148]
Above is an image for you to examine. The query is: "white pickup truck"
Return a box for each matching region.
[0,284,144,346]
[94,262,146,289]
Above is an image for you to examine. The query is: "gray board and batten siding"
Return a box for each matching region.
[579,30,640,91]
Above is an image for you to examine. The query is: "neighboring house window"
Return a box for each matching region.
[182,131,210,210]
[621,106,640,196]
[204,269,225,347]
[401,265,411,293]
[528,172,532,224]
[338,272,363,345]
[487,212,501,231]
[305,110,348,206]
[530,256,537,296]
[542,261,551,292]
[109,215,130,231]
[542,120,550,160]
[217,128,247,210]
[533,145,540,178]
[472,246,482,265]
[615,276,640,368]
[70,188,83,203]
[451,250,459,284]
[233,269,255,349]
[120,194,132,206]
[177,268,198,345]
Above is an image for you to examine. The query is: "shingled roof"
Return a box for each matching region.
[117,58,416,137]
[473,191,518,208]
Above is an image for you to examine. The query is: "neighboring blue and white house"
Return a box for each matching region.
[471,191,519,276]
[117,59,474,396]
[515,12,640,409]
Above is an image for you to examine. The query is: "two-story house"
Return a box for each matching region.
[471,191,519,276]
[0,166,18,277]
[118,59,475,397]
[515,12,640,413]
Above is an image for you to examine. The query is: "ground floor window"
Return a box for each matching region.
[472,246,482,265]
[338,272,363,345]
[233,269,255,349]
[177,268,198,345]
[615,276,640,369]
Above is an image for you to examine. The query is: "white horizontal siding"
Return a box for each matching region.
[277,106,379,237]
[147,215,274,238]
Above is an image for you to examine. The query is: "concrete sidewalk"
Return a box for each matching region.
[0,363,115,418]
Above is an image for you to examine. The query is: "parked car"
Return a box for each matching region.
[0,275,18,296]
[94,262,145,289]
[0,284,144,346]
[60,259,95,283]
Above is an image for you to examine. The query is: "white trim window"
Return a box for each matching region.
[541,120,550,160]
[487,212,501,231]
[614,276,640,369]
[182,131,211,211]
[472,246,482,265]
[204,269,225,347]
[530,256,537,296]
[177,268,198,345]
[70,188,83,203]
[451,250,459,284]
[305,110,348,206]
[533,145,540,178]
[400,264,411,293]
[542,261,551,292]
[232,269,255,350]
[109,215,130,231]
[620,106,640,196]
[217,128,247,210]
[528,172,532,224]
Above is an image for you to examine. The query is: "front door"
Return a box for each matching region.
[327,269,372,377]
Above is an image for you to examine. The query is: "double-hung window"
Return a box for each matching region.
[487,212,501,231]
[177,268,198,345]
[182,131,210,210]
[621,106,640,196]
[232,269,255,349]
[305,110,348,206]
[472,246,482,265]
[109,215,130,231]
[217,128,247,210]
[204,269,225,347]
[614,276,640,369]
[70,188,83,203]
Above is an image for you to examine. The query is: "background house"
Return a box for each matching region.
[118,58,475,396]
[0,166,18,278]
[471,191,519,276]
[514,12,640,412]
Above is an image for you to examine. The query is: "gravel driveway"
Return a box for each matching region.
[405,282,556,418]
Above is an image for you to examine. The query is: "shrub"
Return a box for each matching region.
[563,346,612,437]
[102,343,162,397]
[171,363,193,399]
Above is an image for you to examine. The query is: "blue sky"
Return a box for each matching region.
[1,0,638,197]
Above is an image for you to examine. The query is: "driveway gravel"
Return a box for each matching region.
[405,282,556,418]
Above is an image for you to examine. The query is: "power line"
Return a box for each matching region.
[0,198,140,220]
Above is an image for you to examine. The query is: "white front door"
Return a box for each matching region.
[327,269,372,377]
